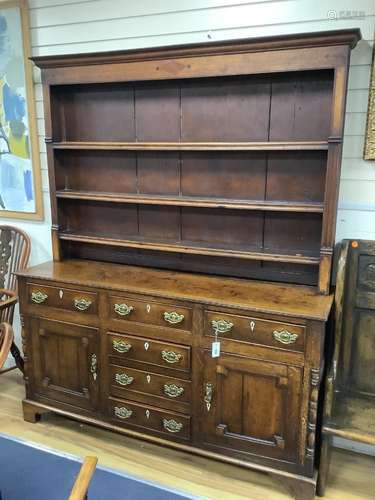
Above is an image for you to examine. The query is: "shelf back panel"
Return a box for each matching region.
[51,70,333,143]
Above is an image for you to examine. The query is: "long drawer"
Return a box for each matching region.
[109,364,191,405]
[109,397,191,440]
[108,294,192,332]
[204,310,305,352]
[27,282,98,315]
[107,332,191,373]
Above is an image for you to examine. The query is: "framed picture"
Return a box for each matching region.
[364,38,375,160]
[0,0,43,219]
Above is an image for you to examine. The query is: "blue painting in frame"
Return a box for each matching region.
[0,0,43,220]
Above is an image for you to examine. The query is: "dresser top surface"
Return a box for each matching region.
[18,259,333,321]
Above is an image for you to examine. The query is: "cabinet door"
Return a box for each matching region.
[31,317,99,411]
[201,350,302,461]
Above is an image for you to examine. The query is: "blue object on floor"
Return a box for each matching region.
[0,433,200,500]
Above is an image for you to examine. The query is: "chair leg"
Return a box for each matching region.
[317,434,332,497]
[10,341,24,373]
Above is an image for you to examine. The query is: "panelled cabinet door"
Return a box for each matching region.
[30,317,99,411]
[201,350,302,462]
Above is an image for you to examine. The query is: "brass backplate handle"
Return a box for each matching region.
[113,339,132,353]
[211,319,233,335]
[114,406,133,419]
[163,418,183,433]
[164,383,184,398]
[273,329,299,345]
[74,298,92,311]
[163,311,184,324]
[115,372,134,386]
[31,291,48,304]
[114,303,134,316]
[161,350,182,364]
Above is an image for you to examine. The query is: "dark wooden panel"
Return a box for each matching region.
[266,151,327,203]
[135,84,180,141]
[181,77,271,141]
[222,370,243,435]
[263,213,322,255]
[201,350,302,461]
[269,71,334,141]
[30,317,99,410]
[181,152,266,200]
[181,208,263,250]
[242,374,283,439]
[357,255,375,292]
[56,83,135,141]
[59,200,138,239]
[138,206,181,241]
[55,150,137,193]
[350,310,375,395]
[137,152,180,195]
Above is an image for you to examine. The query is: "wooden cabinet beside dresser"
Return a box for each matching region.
[18,29,360,499]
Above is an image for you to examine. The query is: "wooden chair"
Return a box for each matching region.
[69,456,98,500]
[317,240,375,496]
[0,322,14,370]
[0,225,31,372]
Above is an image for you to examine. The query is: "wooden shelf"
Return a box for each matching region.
[59,231,320,265]
[52,141,329,151]
[56,190,324,213]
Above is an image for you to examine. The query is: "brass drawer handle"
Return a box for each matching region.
[115,372,134,386]
[273,329,299,345]
[113,339,132,353]
[163,418,183,433]
[74,298,92,311]
[161,350,182,364]
[114,406,133,419]
[163,311,184,325]
[204,382,213,411]
[163,383,184,398]
[31,291,48,304]
[114,303,134,316]
[211,319,233,334]
[90,354,98,381]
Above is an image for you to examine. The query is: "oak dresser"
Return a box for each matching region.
[18,29,360,499]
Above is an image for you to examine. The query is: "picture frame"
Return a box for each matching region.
[0,0,43,220]
[364,38,375,160]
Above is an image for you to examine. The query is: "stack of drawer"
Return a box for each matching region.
[105,294,193,441]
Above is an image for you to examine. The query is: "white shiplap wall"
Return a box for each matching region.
[1,0,375,367]
[29,0,375,248]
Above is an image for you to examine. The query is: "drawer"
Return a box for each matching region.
[27,283,98,314]
[109,364,191,405]
[204,311,305,352]
[109,397,190,440]
[108,294,192,331]
[108,332,191,373]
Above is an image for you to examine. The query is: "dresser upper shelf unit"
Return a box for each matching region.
[34,29,360,294]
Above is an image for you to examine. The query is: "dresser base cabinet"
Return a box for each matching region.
[18,259,332,500]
